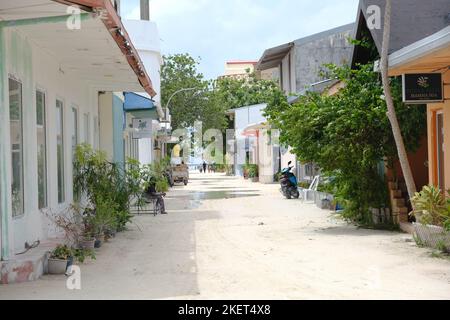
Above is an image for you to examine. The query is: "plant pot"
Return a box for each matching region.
[94,239,102,248]
[79,238,96,250]
[48,258,70,275]
[413,223,450,252]
[251,177,259,182]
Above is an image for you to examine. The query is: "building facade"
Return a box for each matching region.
[256,24,355,183]
[0,0,157,279]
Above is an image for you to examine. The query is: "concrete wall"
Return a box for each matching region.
[99,92,114,160]
[123,19,162,105]
[0,27,99,257]
[234,104,278,182]
[294,26,354,91]
[224,62,257,77]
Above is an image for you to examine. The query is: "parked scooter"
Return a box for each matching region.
[280,161,300,199]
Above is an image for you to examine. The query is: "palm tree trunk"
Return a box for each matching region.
[380,0,417,204]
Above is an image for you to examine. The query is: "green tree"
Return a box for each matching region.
[161,53,227,132]
[265,64,426,225]
[214,72,289,113]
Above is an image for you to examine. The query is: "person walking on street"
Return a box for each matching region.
[203,161,207,174]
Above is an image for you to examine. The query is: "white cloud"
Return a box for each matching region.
[146,0,360,79]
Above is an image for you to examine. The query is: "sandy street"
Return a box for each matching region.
[0,173,449,300]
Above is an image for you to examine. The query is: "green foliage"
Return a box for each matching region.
[215,72,289,113]
[50,245,95,263]
[73,248,96,263]
[73,144,142,232]
[246,164,259,178]
[161,53,228,132]
[142,159,171,193]
[411,186,450,230]
[51,245,73,260]
[265,64,426,225]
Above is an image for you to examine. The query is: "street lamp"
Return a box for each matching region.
[164,87,202,115]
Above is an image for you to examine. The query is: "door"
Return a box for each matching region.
[436,112,445,191]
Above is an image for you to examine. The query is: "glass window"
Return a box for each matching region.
[71,107,78,156]
[56,100,65,204]
[9,78,24,217]
[93,116,99,150]
[71,107,79,202]
[36,90,47,209]
[84,113,90,144]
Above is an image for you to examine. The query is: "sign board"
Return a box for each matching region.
[402,73,443,104]
[132,118,153,139]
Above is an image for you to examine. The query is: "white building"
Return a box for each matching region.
[0,0,159,283]
[98,0,164,166]
[230,104,280,184]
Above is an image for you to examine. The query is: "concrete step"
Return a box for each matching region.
[391,198,406,207]
[392,206,409,215]
[390,189,403,198]
[388,182,398,190]
[0,239,60,284]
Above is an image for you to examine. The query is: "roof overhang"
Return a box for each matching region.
[242,122,270,137]
[387,26,450,76]
[0,0,156,97]
[256,42,294,71]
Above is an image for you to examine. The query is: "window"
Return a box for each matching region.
[83,113,90,144]
[36,90,47,209]
[56,100,65,203]
[9,78,24,217]
[93,116,99,150]
[71,107,78,156]
[71,107,79,202]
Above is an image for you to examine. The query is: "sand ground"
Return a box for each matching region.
[0,173,449,300]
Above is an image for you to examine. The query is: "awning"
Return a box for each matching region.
[124,92,155,111]
[124,92,158,119]
[387,26,450,76]
[0,0,156,96]
[256,42,294,71]
[242,122,270,137]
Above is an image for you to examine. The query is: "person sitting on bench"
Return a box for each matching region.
[145,179,167,215]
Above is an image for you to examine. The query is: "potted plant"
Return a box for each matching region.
[89,197,116,249]
[411,185,450,253]
[79,232,96,250]
[248,164,259,182]
[242,164,249,179]
[48,245,73,275]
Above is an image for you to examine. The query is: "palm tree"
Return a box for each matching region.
[380,0,417,204]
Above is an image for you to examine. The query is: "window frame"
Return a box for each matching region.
[36,88,48,209]
[56,98,66,204]
[9,76,25,219]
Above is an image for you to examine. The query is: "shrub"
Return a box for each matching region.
[411,185,450,230]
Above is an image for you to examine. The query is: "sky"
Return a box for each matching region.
[122,0,360,80]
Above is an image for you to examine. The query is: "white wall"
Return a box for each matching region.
[98,92,114,160]
[123,19,162,165]
[2,28,99,253]
[123,19,162,105]
[234,104,270,177]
